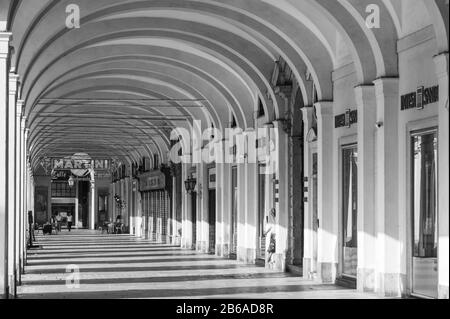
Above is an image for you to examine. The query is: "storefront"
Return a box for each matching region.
[230,166,238,260]
[256,163,266,265]
[139,169,172,243]
[207,166,216,254]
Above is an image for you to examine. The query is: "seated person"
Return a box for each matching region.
[115,215,123,234]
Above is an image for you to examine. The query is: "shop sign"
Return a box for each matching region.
[52,158,110,170]
[335,109,357,128]
[139,170,166,191]
[401,85,439,111]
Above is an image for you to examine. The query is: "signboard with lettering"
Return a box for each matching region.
[138,170,166,191]
[335,109,357,128]
[52,158,111,170]
[401,85,439,111]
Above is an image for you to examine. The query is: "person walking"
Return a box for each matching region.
[67,213,73,232]
[55,213,62,232]
[51,214,58,234]
[263,208,277,268]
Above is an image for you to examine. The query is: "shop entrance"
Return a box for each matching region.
[341,144,358,281]
[230,166,238,260]
[51,203,75,228]
[411,130,438,299]
[256,164,266,265]
[311,152,319,277]
[208,189,216,254]
[191,191,197,250]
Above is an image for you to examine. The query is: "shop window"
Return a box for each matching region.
[412,131,438,258]
[342,145,358,277]
[51,181,76,198]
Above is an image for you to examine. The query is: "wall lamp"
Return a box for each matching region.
[184,176,197,193]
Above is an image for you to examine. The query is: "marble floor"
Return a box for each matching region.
[17,230,383,299]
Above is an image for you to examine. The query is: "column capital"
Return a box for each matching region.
[373,77,399,97]
[433,52,449,80]
[17,99,24,115]
[9,73,19,95]
[300,105,314,120]
[0,32,12,57]
[354,84,376,108]
[301,106,315,131]
[314,101,333,117]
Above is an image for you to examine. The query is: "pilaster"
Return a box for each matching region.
[314,101,337,283]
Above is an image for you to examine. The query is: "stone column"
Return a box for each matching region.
[216,138,231,258]
[243,128,258,264]
[434,53,449,299]
[170,164,182,245]
[354,85,377,292]
[181,159,192,249]
[271,120,289,272]
[301,106,314,278]
[23,155,30,270]
[7,72,18,297]
[373,78,401,297]
[197,161,209,252]
[15,100,23,285]
[75,181,79,229]
[214,140,225,256]
[0,32,11,299]
[19,121,26,273]
[89,181,95,230]
[236,131,247,262]
[315,101,337,283]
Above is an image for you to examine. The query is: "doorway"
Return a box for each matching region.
[341,144,358,280]
[191,191,197,250]
[230,166,238,259]
[311,152,318,277]
[208,189,216,254]
[411,130,438,298]
[256,164,266,265]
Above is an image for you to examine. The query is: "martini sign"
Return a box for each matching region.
[52,158,110,171]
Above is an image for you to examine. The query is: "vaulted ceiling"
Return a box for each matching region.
[1,0,447,170]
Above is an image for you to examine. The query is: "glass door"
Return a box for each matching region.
[208,189,216,254]
[230,166,238,259]
[342,145,358,278]
[312,152,318,276]
[411,130,438,298]
[191,191,197,250]
[256,163,266,263]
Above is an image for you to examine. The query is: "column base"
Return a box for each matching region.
[8,274,16,298]
[266,253,286,271]
[438,284,449,299]
[181,237,192,249]
[171,236,181,246]
[197,241,208,253]
[237,247,256,264]
[357,268,375,292]
[302,257,313,279]
[316,262,337,283]
[216,243,230,258]
[375,272,405,297]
